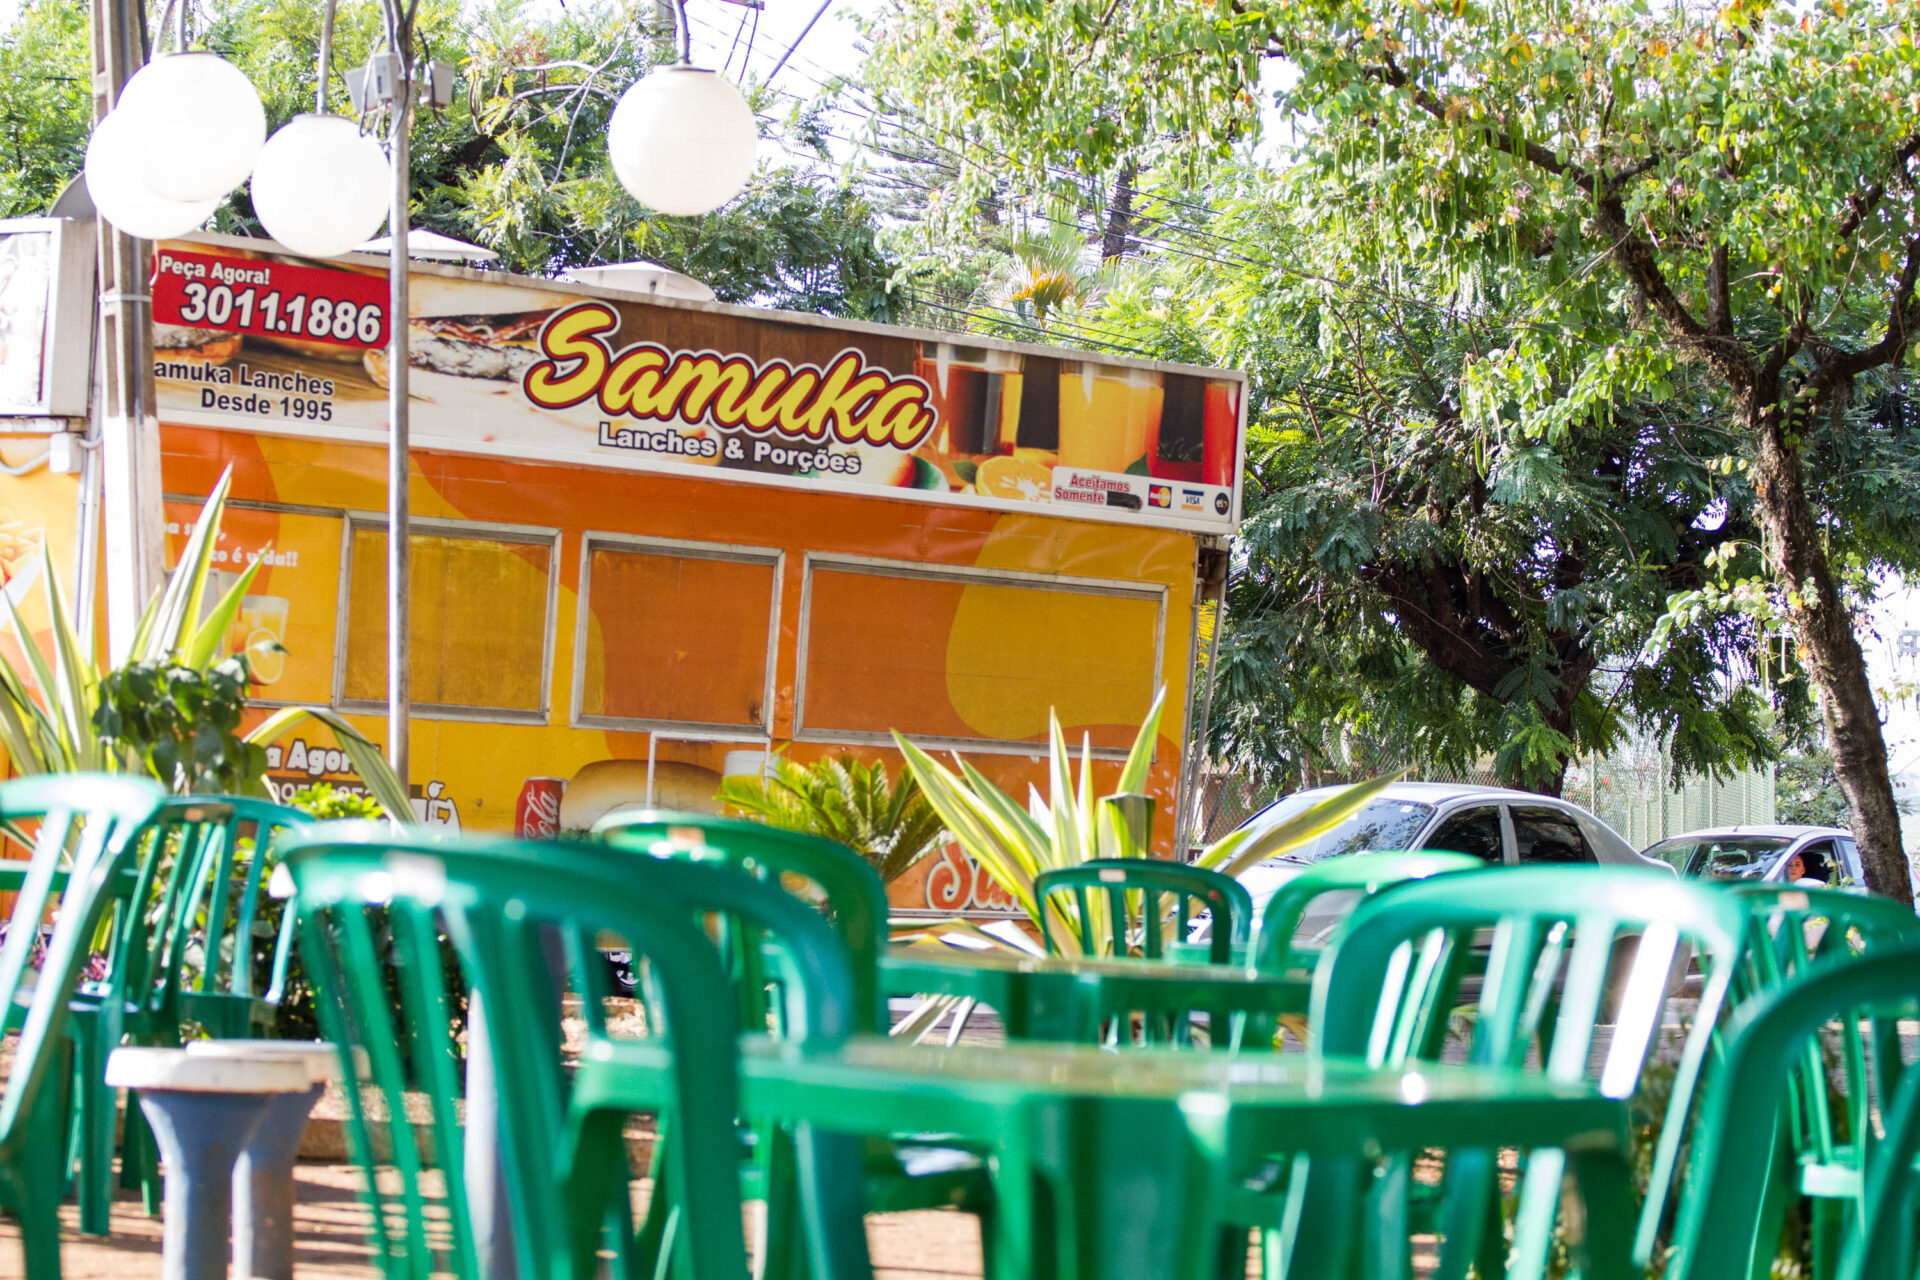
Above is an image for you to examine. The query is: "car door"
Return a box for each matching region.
[1420,804,1510,865]
[1511,804,1595,865]
[1838,837,1864,884]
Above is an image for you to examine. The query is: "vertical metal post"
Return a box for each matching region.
[1173,548,1231,859]
[384,2,413,785]
[90,0,165,663]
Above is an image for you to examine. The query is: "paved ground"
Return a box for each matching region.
[0,1163,989,1280]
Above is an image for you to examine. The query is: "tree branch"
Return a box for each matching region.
[1836,129,1920,242]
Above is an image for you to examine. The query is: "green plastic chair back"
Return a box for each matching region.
[281,823,869,1280]
[172,795,312,1037]
[1719,885,1920,1280]
[1299,866,1748,1280]
[1033,857,1252,963]
[1249,850,1483,974]
[0,774,164,1277]
[1667,942,1920,1280]
[592,810,889,1033]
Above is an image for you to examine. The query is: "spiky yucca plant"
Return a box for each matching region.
[0,468,414,823]
[892,688,1402,957]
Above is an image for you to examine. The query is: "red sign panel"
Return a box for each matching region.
[151,247,388,350]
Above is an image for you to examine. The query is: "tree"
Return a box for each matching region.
[0,0,899,318]
[1092,182,1849,796]
[865,0,1920,902]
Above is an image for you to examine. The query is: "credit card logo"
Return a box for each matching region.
[1148,484,1172,508]
[1181,488,1205,510]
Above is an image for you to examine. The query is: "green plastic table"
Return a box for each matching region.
[570,1035,1633,1280]
[881,946,1309,1044]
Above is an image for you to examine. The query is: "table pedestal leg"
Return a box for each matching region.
[136,1090,277,1280]
[233,1082,325,1280]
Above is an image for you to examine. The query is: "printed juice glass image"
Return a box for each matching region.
[914,343,1023,458]
[1203,380,1241,488]
[1058,362,1162,473]
[236,595,290,685]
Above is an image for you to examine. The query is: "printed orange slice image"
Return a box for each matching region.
[246,628,286,685]
[975,455,1051,503]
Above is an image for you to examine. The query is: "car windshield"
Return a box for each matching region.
[1643,835,1792,878]
[1247,796,1435,865]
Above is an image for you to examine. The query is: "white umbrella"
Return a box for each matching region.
[357,228,500,263]
[561,260,717,302]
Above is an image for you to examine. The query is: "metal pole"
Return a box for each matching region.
[91,0,165,664]
[316,0,336,114]
[385,3,413,784]
[1173,550,1232,858]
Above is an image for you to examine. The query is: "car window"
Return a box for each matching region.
[1422,806,1505,864]
[1786,840,1838,885]
[1642,838,1700,873]
[1511,806,1592,864]
[1244,796,1436,864]
[1641,834,1789,879]
[1839,838,1861,880]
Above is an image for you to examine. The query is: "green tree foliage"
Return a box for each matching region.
[0,0,897,315]
[865,0,1920,900]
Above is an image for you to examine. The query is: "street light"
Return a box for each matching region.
[82,0,756,785]
[250,114,390,259]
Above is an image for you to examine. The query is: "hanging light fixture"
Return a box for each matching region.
[606,0,756,219]
[607,66,757,216]
[118,52,267,202]
[83,109,221,239]
[250,114,389,257]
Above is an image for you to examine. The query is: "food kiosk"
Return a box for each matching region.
[14,230,1246,918]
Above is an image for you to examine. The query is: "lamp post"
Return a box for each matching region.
[83,0,757,792]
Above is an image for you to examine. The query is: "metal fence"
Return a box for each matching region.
[1186,752,1776,855]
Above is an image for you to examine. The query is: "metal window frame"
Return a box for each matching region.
[160,492,350,711]
[334,512,563,726]
[792,551,1168,762]
[570,531,785,736]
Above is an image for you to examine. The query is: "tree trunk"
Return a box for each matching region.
[1101,161,1137,262]
[1750,403,1912,906]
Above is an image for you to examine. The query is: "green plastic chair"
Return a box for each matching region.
[1034,857,1253,963]
[593,811,890,1031]
[1666,942,1920,1280]
[281,822,872,1280]
[0,774,166,1280]
[1715,885,1920,1280]
[173,795,313,1038]
[1276,867,1747,1280]
[66,796,242,1232]
[592,810,991,1278]
[1249,850,1484,975]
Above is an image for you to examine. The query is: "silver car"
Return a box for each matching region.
[1642,824,1860,886]
[1235,781,1670,902]
[1225,782,1681,1011]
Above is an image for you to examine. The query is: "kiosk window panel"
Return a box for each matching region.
[579,543,776,728]
[342,524,553,715]
[801,564,1161,750]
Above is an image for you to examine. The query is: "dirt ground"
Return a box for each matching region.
[0,1162,987,1280]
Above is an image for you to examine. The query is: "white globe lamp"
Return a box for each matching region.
[251,115,389,258]
[607,66,756,216]
[119,52,267,203]
[84,110,221,240]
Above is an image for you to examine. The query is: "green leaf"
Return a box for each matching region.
[1195,768,1410,881]
[244,707,418,826]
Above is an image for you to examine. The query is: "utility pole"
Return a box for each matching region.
[383,1,414,787]
[90,0,166,662]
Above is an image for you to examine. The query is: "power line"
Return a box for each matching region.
[767,0,834,81]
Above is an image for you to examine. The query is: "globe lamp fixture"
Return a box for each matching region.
[607,65,756,217]
[118,52,267,203]
[83,109,221,240]
[250,114,389,258]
